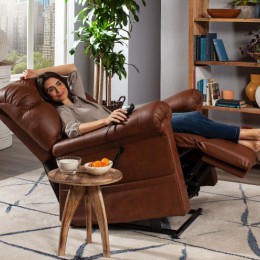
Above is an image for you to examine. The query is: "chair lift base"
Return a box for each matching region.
[105,148,206,238]
[108,208,202,239]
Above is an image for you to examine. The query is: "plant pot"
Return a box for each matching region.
[247,52,260,63]
[254,4,260,18]
[102,96,126,111]
[235,5,255,18]
[245,74,260,102]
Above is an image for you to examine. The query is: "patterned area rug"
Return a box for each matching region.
[0,168,260,260]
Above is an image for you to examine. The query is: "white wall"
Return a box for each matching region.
[112,0,161,105]
[73,3,90,95]
[161,0,189,99]
[128,0,161,105]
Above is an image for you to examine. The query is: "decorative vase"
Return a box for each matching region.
[245,74,260,102]
[255,86,260,108]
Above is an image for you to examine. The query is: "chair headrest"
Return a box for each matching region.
[0,79,62,152]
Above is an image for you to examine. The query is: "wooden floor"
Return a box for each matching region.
[0,135,259,184]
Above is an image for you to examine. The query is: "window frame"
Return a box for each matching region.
[11,0,75,81]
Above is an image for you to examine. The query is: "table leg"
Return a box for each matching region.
[87,186,110,258]
[58,186,85,256]
[84,193,92,243]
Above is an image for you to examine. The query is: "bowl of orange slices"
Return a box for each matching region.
[84,158,113,175]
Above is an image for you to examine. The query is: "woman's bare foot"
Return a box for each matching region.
[239,140,260,151]
[239,128,260,141]
[239,140,260,161]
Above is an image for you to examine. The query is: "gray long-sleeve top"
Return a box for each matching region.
[56,71,110,138]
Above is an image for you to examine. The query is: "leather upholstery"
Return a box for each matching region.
[0,79,257,226]
[175,133,256,174]
[164,91,257,177]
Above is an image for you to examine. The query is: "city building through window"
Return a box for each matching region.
[0,0,56,76]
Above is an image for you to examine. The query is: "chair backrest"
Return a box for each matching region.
[0,79,62,163]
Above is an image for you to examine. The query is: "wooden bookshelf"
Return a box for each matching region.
[195,61,260,68]
[194,18,260,23]
[203,104,260,115]
[189,0,260,115]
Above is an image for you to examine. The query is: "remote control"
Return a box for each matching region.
[126,103,135,115]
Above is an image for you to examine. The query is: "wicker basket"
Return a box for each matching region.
[247,52,260,63]
[102,96,126,111]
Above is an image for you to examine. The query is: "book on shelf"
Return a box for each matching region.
[200,37,207,61]
[215,103,247,108]
[212,39,229,61]
[206,33,217,61]
[194,33,217,61]
[196,78,208,105]
[194,35,205,61]
[215,99,246,105]
[195,67,211,103]
[215,99,247,108]
[206,80,212,105]
[209,82,220,106]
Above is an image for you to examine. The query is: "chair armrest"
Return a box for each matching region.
[163,89,203,112]
[52,101,173,156]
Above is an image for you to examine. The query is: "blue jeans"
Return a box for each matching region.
[171,111,240,142]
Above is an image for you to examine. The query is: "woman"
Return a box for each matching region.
[22,64,260,160]
[22,64,128,139]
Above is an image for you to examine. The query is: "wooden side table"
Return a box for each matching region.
[48,166,122,257]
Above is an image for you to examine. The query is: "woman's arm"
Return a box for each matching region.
[79,109,128,134]
[21,64,77,79]
[57,107,128,138]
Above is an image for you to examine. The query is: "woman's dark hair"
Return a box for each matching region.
[36,72,74,106]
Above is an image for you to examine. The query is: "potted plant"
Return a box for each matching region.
[229,0,260,18]
[240,29,260,62]
[65,0,146,107]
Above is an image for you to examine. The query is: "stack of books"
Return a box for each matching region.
[194,33,229,61]
[194,33,217,61]
[215,99,247,108]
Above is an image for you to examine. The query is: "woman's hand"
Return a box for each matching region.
[21,69,38,79]
[77,108,128,136]
[104,108,128,125]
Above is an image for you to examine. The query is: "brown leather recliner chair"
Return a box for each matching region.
[0,78,257,237]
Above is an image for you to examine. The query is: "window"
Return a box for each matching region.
[0,0,61,78]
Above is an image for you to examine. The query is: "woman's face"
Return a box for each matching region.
[44,77,69,103]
